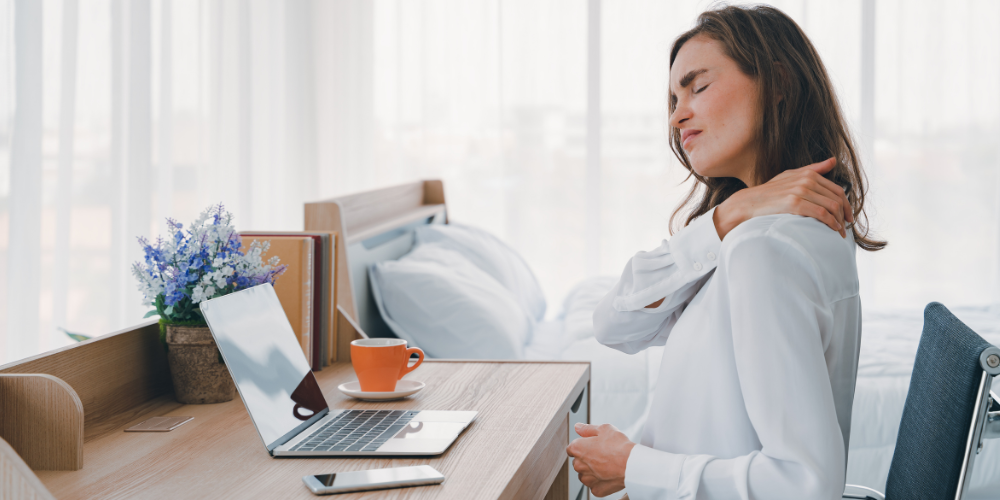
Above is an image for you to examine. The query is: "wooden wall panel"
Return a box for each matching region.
[0,320,173,441]
[0,374,83,470]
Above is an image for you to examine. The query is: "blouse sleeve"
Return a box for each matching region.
[622,230,847,500]
[593,207,723,355]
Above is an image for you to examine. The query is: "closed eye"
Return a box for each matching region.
[695,84,710,94]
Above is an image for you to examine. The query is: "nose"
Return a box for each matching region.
[669,98,693,129]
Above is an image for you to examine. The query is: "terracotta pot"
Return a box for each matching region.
[165,324,235,404]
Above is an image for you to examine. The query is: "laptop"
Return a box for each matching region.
[199,283,476,457]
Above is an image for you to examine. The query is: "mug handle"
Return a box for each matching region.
[399,347,424,379]
[292,403,315,421]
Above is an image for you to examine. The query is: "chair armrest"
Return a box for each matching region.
[843,484,885,500]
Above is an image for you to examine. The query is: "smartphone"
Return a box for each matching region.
[302,465,444,495]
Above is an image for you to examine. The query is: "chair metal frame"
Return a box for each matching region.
[842,345,1000,500]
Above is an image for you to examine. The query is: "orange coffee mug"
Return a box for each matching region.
[350,339,424,392]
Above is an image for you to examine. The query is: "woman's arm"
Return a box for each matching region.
[623,232,847,500]
[594,158,853,355]
[593,206,722,354]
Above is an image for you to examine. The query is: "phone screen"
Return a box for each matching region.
[305,465,444,494]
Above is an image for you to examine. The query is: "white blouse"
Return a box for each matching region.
[594,206,861,500]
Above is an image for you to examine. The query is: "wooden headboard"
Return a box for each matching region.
[304,180,447,362]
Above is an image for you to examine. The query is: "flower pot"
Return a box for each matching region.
[165,324,235,404]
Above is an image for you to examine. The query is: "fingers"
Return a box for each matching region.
[803,157,836,174]
[579,473,597,488]
[589,480,626,498]
[805,170,854,224]
[599,423,621,433]
[803,160,854,224]
[777,159,855,225]
[575,422,599,437]
[791,169,853,234]
[566,440,580,458]
[792,188,845,237]
[566,434,592,458]
[800,201,845,238]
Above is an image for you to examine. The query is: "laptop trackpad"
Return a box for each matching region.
[375,422,468,454]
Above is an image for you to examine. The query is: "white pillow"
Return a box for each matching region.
[369,242,531,359]
[414,223,546,321]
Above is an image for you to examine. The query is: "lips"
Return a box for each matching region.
[681,129,702,149]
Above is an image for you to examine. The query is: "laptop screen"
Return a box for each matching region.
[199,283,328,451]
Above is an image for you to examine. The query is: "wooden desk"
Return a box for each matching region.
[32,360,589,499]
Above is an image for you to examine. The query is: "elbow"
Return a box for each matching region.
[591,294,618,345]
[592,311,614,346]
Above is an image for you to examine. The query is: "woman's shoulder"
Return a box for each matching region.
[720,214,859,302]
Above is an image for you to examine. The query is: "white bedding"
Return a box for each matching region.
[526,277,1000,496]
[524,277,662,441]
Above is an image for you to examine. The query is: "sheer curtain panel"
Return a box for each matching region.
[2,0,1000,369]
[0,0,324,363]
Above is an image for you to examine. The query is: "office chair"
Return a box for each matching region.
[842,302,1000,500]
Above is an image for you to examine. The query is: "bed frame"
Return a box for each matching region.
[305,180,447,362]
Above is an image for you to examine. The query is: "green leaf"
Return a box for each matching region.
[143,310,160,319]
[57,327,92,342]
[165,305,174,316]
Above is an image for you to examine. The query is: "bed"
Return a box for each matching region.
[305,180,1000,496]
[304,181,662,445]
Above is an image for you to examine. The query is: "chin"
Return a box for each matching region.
[688,152,740,181]
[689,158,722,179]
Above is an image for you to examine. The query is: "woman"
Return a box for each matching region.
[566,5,885,500]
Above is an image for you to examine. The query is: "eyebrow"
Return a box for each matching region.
[670,68,708,99]
[678,68,708,89]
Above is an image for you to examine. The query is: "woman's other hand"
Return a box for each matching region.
[566,423,636,498]
[713,157,854,240]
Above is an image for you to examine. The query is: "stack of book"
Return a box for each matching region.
[238,231,337,371]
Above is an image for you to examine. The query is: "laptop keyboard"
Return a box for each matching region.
[290,410,419,453]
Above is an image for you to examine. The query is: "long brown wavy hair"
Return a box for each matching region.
[668,5,885,251]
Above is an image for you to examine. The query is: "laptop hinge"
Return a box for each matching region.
[267,408,332,454]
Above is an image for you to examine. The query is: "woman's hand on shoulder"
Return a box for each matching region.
[713,157,854,240]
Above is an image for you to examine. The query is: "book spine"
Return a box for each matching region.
[327,233,337,365]
[311,237,323,371]
[300,239,313,365]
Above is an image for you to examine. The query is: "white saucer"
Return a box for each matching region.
[337,380,425,401]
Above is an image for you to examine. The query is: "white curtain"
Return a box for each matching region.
[0,0,324,362]
[2,0,1000,364]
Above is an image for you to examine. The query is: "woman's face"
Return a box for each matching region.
[670,35,760,185]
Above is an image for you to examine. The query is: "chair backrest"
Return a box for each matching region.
[884,302,995,500]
